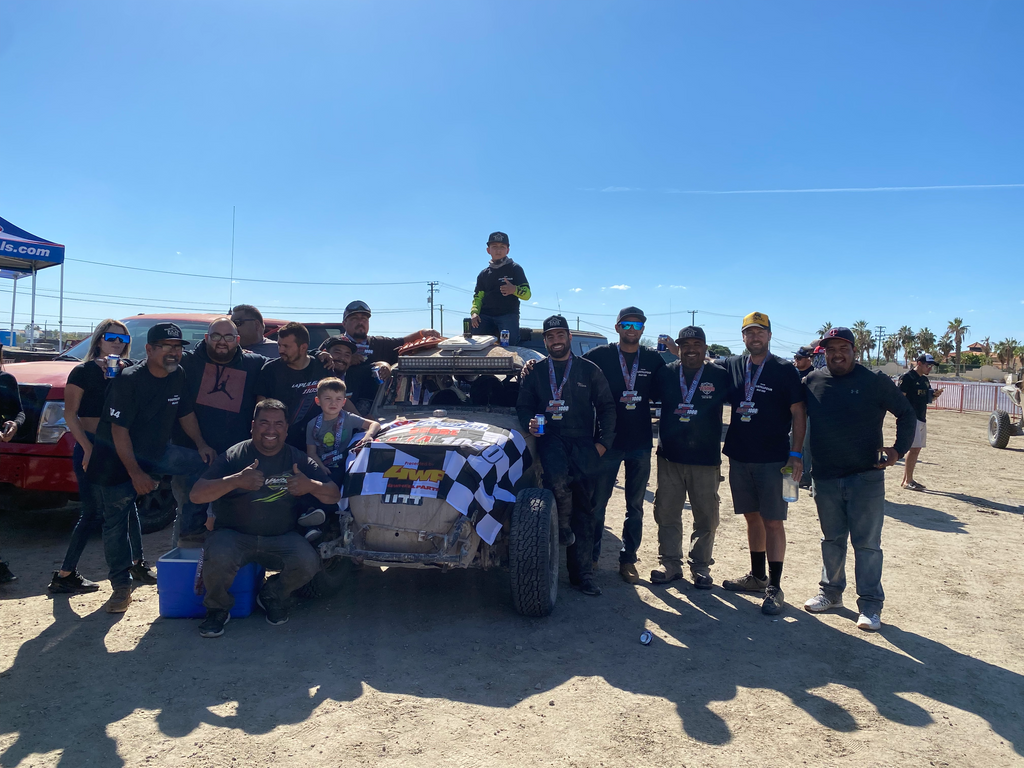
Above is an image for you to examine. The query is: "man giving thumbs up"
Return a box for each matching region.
[190,399,340,638]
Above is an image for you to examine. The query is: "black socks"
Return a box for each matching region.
[750,551,767,581]
[768,561,784,589]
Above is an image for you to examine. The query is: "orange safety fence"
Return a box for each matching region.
[929,381,1022,416]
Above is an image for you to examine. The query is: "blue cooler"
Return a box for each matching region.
[157,547,264,619]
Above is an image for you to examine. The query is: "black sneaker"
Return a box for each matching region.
[573,577,602,597]
[762,585,785,615]
[48,571,100,594]
[199,610,231,638]
[0,561,18,584]
[129,561,158,585]
[558,528,576,547]
[304,528,323,545]
[256,593,289,626]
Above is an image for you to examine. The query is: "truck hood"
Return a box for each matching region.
[2,360,77,389]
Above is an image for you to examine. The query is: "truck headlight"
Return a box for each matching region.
[37,401,68,444]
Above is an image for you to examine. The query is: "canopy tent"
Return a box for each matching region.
[0,216,66,349]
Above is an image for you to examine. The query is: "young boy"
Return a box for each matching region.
[469,231,531,345]
[306,378,380,481]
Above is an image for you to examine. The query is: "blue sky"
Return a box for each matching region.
[1,1,1021,355]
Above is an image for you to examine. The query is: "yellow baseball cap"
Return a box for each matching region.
[741,311,771,331]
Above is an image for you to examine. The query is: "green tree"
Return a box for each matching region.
[995,338,1020,372]
[851,320,872,362]
[960,352,985,368]
[937,332,954,364]
[897,325,915,365]
[882,336,900,363]
[916,328,936,356]
[816,322,832,337]
[707,343,732,358]
[946,318,970,375]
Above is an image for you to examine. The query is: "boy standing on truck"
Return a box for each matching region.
[469,232,531,346]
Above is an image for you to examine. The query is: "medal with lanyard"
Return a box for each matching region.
[344,333,372,358]
[617,345,642,411]
[314,413,346,467]
[546,357,573,420]
[737,357,763,422]
[674,364,704,422]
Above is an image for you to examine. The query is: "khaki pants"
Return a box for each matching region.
[653,458,721,573]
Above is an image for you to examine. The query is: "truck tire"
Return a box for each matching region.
[988,410,1012,449]
[296,556,351,599]
[509,487,558,617]
[136,479,177,534]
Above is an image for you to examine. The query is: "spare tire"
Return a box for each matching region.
[509,487,558,617]
[988,410,1012,449]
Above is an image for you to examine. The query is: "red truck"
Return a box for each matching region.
[0,312,285,531]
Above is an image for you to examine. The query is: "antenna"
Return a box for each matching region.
[228,206,236,309]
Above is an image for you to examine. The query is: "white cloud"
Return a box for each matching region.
[608,284,631,290]
[601,186,639,193]
[656,284,663,288]
[569,288,582,293]
[669,285,687,290]
[176,251,181,254]
[531,301,539,305]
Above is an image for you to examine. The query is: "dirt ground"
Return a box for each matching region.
[1,409,1022,768]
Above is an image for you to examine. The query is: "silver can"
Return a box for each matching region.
[500,329,510,347]
[535,414,545,435]
[104,354,120,379]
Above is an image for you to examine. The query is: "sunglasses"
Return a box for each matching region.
[103,332,130,344]
[208,333,237,343]
[619,321,644,331]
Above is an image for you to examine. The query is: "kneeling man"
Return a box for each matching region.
[190,399,340,638]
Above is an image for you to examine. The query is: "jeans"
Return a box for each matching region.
[813,470,886,614]
[476,312,520,345]
[537,435,599,582]
[590,447,651,564]
[62,433,143,573]
[652,459,721,573]
[145,444,211,538]
[202,529,320,612]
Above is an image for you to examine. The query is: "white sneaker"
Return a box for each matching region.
[856,612,881,631]
[803,592,843,613]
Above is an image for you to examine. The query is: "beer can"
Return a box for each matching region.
[535,414,545,435]
[640,630,653,645]
[657,335,667,353]
[500,330,510,347]
[104,354,120,379]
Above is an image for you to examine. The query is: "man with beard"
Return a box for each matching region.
[719,311,806,615]
[88,323,216,613]
[191,399,340,637]
[174,316,267,538]
[794,345,816,489]
[516,315,616,596]
[582,307,664,583]
[649,327,733,588]
[255,322,331,451]
[802,327,916,631]
[230,304,280,359]
[337,301,439,414]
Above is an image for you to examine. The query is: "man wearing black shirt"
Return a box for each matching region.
[516,315,616,596]
[898,353,943,490]
[190,400,340,637]
[720,311,806,615]
[583,307,664,583]
[469,231,531,345]
[0,356,24,584]
[802,327,917,631]
[794,345,816,488]
[88,323,216,613]
[255,322,331,451]
[649,327,733,589]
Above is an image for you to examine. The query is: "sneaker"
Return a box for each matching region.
[129,561,158,586]
[48,571,101,594]
[198,610,231,638]
[558,528,575,547]
[690,571,714,590]
[856,612,881,631]
[650,566,683,585]
[104,586,132,613]
[619,562,639,584]
[304,528,323,545]
[256,593,289,626]
[803,592,843,613]
[298,508,326,527]
[761,585,785,615]
[722,572,768,592]
[0,561,18,584]
[573,577,602,597]
[901,481,926,491]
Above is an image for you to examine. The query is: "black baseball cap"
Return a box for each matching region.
[148,322,189,345]
[487,232,509,246]
[795,345,815,359]
[821,327,856,347]
[916,352,938,365]
[343,300,372,320]
[542,315,570,334]
[676,326,706,343]
[323,336,358,353]
[616,306,647,324]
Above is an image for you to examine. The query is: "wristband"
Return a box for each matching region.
[789,451,803,458]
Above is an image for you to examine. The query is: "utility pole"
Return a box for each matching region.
[427,281,439,329]
[875,325,886,365]
[576,316,580,331]
[687,309,698,326]
[439,305,444,337]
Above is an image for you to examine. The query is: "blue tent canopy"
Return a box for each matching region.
[0,216,67,348]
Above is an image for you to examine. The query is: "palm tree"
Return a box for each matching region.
[995,338,1020,371]
[851,320,871,362]
[816,322,832,338]
[917,328,936,355]
[937,332,954,365]
[897,325,915,365]
[946,318,970,376]
[882,336,900,363]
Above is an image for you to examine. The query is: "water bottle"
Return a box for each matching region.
[781,466,799,503]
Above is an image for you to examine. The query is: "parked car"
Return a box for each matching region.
[0,312,286,529]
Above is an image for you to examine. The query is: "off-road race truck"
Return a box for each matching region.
[307,334,561,617]
[988,372,1024,449]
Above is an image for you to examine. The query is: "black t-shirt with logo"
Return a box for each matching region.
[653,362,733,466]
[345,335,405,407]
[721,353,804,464]
[583,343,664,452]
[898,368,931,422]
[204,440,331,537]
[255,356,331,450]
[87,363,195,486]
[67,358,134,419]
[473,258,530,317]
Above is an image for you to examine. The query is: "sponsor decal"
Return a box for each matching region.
[381,493,424,506]
[383,465,445,483]
[699,382,715,394]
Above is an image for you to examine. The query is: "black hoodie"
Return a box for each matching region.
[174,340,267,454]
